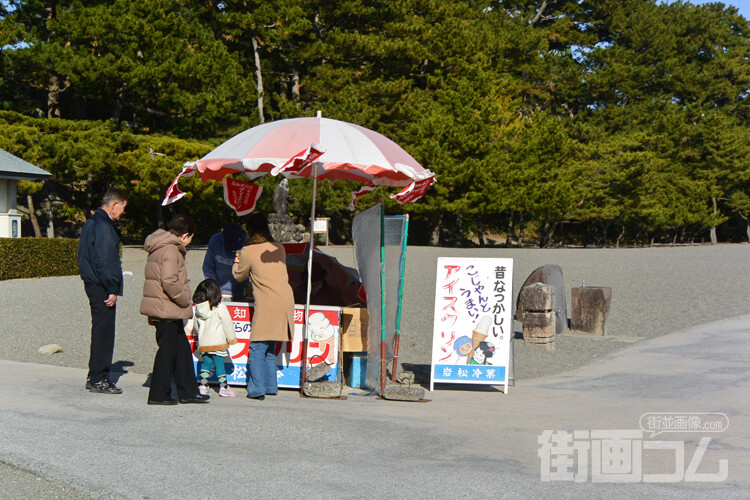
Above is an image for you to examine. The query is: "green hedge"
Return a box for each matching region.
[0,237,79,280]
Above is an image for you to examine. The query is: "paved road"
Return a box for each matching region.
[2,314,748,499]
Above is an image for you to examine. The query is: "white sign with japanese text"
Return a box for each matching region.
[313,218,329,233]
[430,257,513,393]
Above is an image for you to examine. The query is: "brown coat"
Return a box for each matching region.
[233,241,294,342]
[139,229,193,320]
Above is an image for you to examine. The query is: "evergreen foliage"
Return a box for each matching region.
[0,236,78,279]
[1,0,749,246]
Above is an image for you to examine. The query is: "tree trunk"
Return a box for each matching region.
[582,223,589,248]
[47,75,69,119]
[27,194,42,237]
[456,213,464,246]
[252,36,265,124]
[505,211,515,248]
[740,215,750,243]
[616,224,625,248]
[44,196,55,238]
[548,221,557,247]
[539,221,552,248]
[291,68,300,101]
[430,213,441,246]
[86,172,93,215]
[476,214,485,247]
[112,99,123,123]
[710,197,718,245]
[530,0,549,25]
[156,202,165,229]
[43,0,56,23]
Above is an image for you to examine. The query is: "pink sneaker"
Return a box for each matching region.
[219,386,236,397]
[198,384,210,396]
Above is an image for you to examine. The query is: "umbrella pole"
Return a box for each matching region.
[379,201,387,397]
[391,214,409,383]
[299,164,319,395]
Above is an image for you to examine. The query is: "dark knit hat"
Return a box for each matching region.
[223,223,246,252]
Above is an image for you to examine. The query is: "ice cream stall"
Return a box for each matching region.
[187,243,368,388]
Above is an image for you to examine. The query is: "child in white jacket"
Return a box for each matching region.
[192,279,238,397]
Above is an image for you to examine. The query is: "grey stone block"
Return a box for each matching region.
[382,384,426,401]
[305,362,332,382]
[303,381,342,398]
[394,371,416,384]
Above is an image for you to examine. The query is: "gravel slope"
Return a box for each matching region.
[1,244,748,382]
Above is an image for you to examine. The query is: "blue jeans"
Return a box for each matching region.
[200,354,227,383]
[247,341,278,397]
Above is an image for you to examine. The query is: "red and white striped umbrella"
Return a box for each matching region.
[163,116,435,391]
[183,116,435,204]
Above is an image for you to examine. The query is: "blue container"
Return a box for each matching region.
[347,352,367,388]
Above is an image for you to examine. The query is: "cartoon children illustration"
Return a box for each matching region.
[453,336,474,363]
[469,341,495,365]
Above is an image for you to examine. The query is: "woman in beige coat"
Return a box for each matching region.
[140,215,208,405]
[233,213,294,400]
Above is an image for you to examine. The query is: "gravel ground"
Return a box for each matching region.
[1,244,748,383]
[0,459,99,500]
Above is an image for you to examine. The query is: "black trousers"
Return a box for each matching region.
[85,284,116,384]
[148,319,200,401]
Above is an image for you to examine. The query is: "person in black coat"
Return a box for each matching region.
[78,187,127,394]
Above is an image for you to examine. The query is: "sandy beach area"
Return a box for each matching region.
[1,243,748,382]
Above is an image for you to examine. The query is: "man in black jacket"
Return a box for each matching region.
[78,187,127,394]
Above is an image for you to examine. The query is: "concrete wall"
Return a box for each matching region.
[0,214,21,237]
[0,179,18,213]
[0,179,20,237]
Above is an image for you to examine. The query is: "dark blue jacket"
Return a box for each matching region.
[202,231,248,300]
[78,208,124,296]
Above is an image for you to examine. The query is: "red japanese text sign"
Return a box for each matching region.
[223,177,263,216]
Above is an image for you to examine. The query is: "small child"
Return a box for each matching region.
[192,279,238,397]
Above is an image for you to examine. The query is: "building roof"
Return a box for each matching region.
[0,148,52,181]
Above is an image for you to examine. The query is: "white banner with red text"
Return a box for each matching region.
[186,303,340,388]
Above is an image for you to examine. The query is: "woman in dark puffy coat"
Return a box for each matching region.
[140,214,208,405]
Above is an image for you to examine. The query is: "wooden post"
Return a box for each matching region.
[570,287,612,335]
[520,283,556,350]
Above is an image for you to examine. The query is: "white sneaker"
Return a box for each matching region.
[199,384,210,396]
[219,386,236,397]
